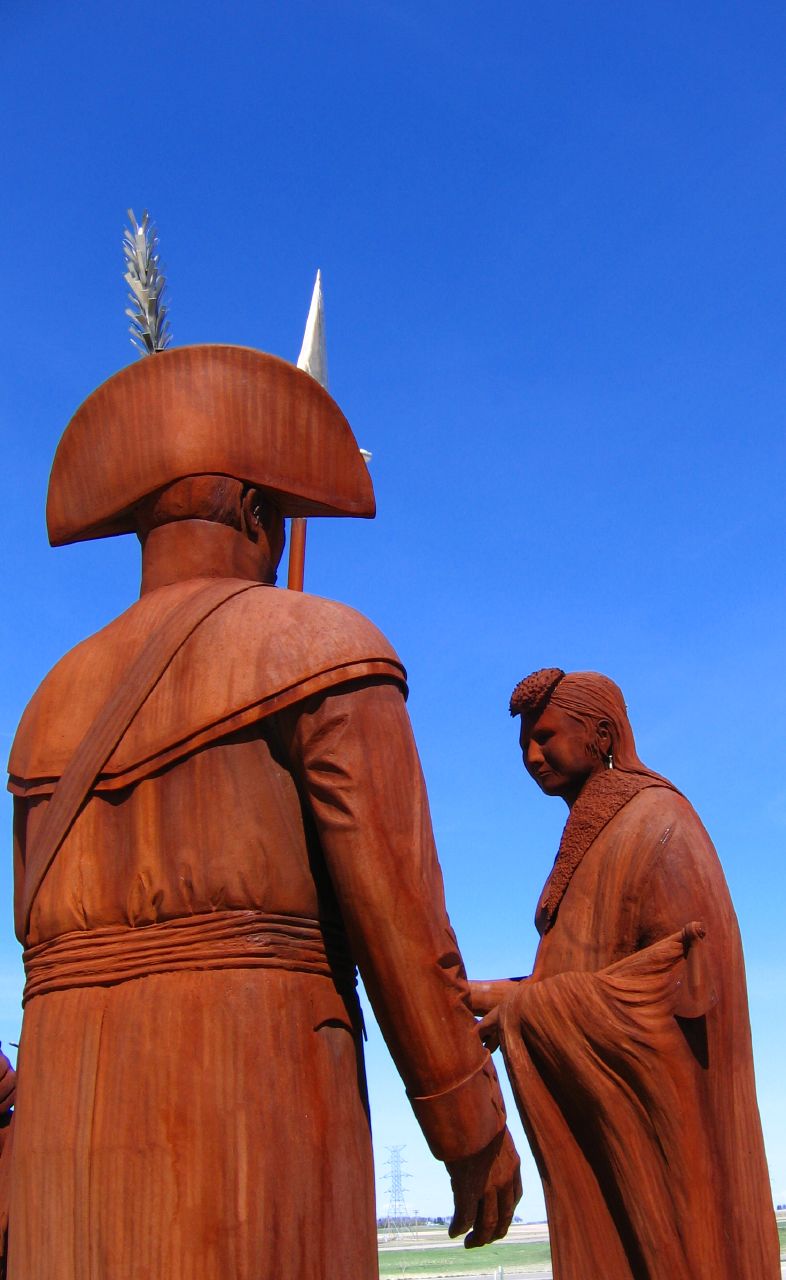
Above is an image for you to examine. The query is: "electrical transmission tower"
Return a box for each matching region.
[382,1145,414,1237]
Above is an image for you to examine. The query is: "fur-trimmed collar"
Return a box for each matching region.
[535,769,677,935]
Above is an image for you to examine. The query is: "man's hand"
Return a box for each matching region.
[476,1004,502,1053]
[445,1127,522,1248]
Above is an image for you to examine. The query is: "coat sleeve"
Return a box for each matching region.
[276,677,507,1163]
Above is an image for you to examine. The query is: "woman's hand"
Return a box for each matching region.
[469,977,526,1017]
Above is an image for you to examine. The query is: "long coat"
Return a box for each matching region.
[497,781,779,1280]
[7,579,506,1280]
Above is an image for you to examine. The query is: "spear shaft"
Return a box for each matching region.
[289,270,328,591]
[287,518,307,591]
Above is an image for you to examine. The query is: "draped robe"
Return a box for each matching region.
[497,776,779,1280]
[6,580,506,1280]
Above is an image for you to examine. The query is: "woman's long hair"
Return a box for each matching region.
[510,667,666,783]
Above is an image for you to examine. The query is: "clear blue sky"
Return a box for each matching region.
[2,0,785,1219]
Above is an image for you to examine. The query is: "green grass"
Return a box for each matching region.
[378,1216,786,1275]
[378,1241,552,1276]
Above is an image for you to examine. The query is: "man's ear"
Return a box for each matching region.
[241,488,286,571]
[240,487,263,541]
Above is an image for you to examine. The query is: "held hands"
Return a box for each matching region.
[469,978,528,1053]
[446,1127,522,1248]
[444,979,526,1244]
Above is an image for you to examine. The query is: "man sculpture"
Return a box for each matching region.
[472,667,779,1280]
[5,346,520,1279]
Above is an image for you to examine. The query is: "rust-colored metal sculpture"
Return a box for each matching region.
[472,668,779,1280]
[5,347,521,1278]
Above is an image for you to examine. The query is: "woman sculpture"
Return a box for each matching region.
[472,668,779,1280]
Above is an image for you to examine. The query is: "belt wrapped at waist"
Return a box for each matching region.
[23,909,355,1004]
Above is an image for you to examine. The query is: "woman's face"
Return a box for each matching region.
[519,703,606,805]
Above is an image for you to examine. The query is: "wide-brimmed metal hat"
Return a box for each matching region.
[47,344,375,545]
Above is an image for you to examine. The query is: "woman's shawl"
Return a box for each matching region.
[499,929,726,1280]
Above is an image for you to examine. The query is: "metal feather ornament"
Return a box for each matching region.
[122,209,172,354]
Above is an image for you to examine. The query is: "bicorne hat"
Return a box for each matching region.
[46,344,375,545]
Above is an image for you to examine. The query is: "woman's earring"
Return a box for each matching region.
[607,749,614,770]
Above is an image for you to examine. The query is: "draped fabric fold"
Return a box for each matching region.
[499,928,762,1279]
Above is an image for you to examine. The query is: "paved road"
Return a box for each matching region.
[414,1268,786,1279]
[444,1273,551,1279]
[388,1270,786,1279]
[381,1263,786,1279]
[495,1265,786,1279]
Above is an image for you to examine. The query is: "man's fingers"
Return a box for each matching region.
[476,1008,500,1052]
[448,1192,475,1240]
[475,1009,498,1036]
[448,1127,522,1248]
[464,1187,498,1249]
[466,1178,518,1250]
[495,1178,517,1240]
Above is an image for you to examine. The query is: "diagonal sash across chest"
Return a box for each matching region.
[22,579,263,932]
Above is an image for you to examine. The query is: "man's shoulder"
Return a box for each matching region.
[9,580,406,791]
[218,582,401,662]
[174,581,406,693]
